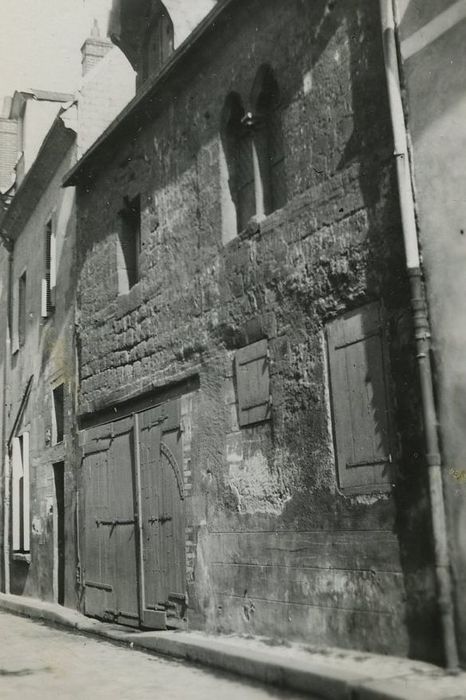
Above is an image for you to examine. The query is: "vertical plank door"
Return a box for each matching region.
[81,417,139,626]
[137,399,186,628]
[108,416,140,627]
[81,425,114,620]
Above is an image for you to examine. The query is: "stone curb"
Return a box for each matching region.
[0,593,463,700]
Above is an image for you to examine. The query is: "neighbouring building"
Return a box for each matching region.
[396,0,466,664]
[61,0,459,663]
[0,27,135,606]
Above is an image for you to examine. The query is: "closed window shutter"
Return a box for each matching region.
[12,284,19,353]
[11,437,22,551]
[50,213,57,305]
[235,339,271,426]
[327,303,392,490]
[43,218,56,317]
[18,272,26,346]
[41,278,48,318]
[22,431,30,552]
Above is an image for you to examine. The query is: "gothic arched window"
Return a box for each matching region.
[141,4,174,82]
[251,65,286,216]
[221,93,255,240]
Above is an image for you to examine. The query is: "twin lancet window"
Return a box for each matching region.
[222,65,285,242]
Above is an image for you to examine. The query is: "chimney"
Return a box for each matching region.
[0,96,18,193]
[1,96,12,118]
[81,19,113,76]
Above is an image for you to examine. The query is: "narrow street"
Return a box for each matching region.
[0,611,311,700]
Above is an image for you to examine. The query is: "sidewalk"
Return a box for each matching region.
[0,593,464,700]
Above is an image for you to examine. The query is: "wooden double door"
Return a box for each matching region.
[81,399,186,629]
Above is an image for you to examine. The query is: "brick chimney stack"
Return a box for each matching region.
[81,20,113,76]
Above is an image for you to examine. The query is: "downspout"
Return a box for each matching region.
[379,0,459,670]
[1,235,13,594]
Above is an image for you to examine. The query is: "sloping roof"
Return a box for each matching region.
[1,108,76,243]
[9,89,74,119]
[65,0,234,187]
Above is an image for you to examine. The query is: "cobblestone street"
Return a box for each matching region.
[0,611,311,700]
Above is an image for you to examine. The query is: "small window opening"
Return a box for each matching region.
[53,384,65,444]
[117,195,141,294]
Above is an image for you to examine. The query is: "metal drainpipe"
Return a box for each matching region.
[1,239,12,594]
[379,0,459,670]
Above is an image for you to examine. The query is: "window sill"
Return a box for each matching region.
[115,283,143,319]
[337,482,393,498]
[12,552,31,564]
[225,207,286,247]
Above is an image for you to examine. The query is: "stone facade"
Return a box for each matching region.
[69,0,440,660]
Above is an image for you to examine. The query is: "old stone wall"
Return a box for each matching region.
[75,0,437,659]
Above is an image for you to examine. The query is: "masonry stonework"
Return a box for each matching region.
[73,0,438,659]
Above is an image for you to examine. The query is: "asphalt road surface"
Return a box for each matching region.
[0,610,313,699]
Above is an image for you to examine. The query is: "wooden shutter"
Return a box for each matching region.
[21,432,30,551]
[18,272,26,347]
[235,339,271,426]
[42,219,55,317]
[11,437,22,551]
[11,285,19,353]
[327,303,392,491]
[50,213,57,307]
